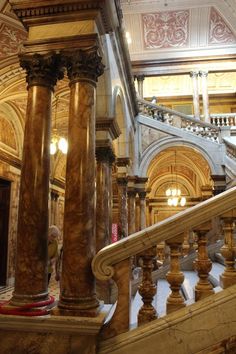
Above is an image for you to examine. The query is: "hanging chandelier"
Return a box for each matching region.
[50,96,68,155]
[166,150,186,207]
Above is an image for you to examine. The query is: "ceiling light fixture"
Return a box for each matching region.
[50,96,68,155]
[166,150,186,207]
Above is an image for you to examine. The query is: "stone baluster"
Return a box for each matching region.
[220,213,236,289]
[193,224,214,301]
[57,46,104,317]
[190,71,200,119]
[138,246,157,326]
[10,53,63,306]
[166,236,186,314]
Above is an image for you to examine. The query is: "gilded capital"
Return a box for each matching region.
[63,46,104,84]
[20,52,64,89]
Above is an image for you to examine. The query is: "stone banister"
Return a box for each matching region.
[138,98,220,131]
[92,186,236,281]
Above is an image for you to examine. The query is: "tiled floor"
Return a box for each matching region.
[0,279,60,305]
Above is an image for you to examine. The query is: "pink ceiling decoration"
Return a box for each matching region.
[209,7,236,45]
[142,10,189,49]
[0,23,27,59]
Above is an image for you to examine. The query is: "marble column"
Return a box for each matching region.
[138,190,147,230]
[50,190,59,226]
[127,188,136,235]
[96,145,115,251]
[57,47,104,316]
[190,71,200,119]
[199,71,210,123]
[10,53,63,306]
[136,75,145,99]
[95,145,115,303]
[117,176,128,239]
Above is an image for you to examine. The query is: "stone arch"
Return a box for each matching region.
[139,136,224,178]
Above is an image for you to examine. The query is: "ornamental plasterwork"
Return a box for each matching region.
[209,7,236,45]
[0,22,26,59]
[0,115,17,151]
[141,125,169,152]
[142,10,189,49]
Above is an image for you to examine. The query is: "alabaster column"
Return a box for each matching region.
[199,71,210,123]
[57,47,104,316]
[127,188,136,235]
[138,190,147,230]
[10,53,63,306]
[190,71,200,119]
[96,146,115,251]
[117,176,128,239]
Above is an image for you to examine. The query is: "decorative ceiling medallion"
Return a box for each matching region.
[209,7,236,45]
[142,10,189,49]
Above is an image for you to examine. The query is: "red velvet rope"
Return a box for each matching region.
[0,295,55,316]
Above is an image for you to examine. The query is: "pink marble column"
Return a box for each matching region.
[190,71,200,119]
[117,176,128,239]
[127,188,136,235]
[95,145,115,303]
[10,53,63,306]
[138,190,147,230]
[57,47,104,316]
[96,145,115,251]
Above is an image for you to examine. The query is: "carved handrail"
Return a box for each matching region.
[223,138,236,160]
[92,186,236,281]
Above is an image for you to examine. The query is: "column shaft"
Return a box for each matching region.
[58,47,104,316]
[11,53,63,305]
[199,71,210,123]
[190,71,200,119]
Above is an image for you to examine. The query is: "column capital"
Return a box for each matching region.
[189,71,199,78]
[127,188,137,198]
[63,46,104,84]
[199,70,208,77]
[137,190,147,200]
[117,176,128,186]
[96,145,115,164]
[20,52,64,89]
[134,74,145,82]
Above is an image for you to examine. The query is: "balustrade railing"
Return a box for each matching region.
[138,99,223,142]
[92,187,236,339]
[210,114,236,127]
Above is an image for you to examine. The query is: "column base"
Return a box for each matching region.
[9,290,49,307]
[220,273,236,289]
[195,287,214,302]
[54,296,100,317]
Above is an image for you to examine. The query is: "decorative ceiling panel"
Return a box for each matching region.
[142,10,189,49]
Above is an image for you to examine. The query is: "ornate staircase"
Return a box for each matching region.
[93,187,236,353]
